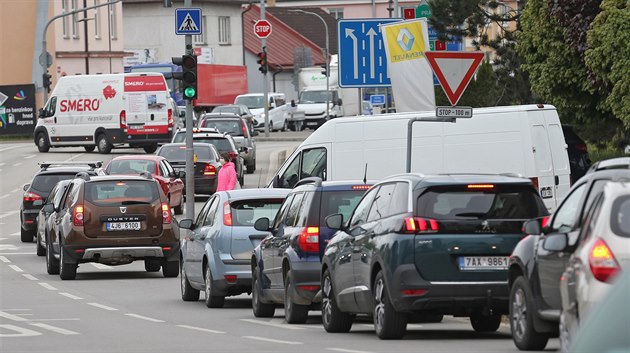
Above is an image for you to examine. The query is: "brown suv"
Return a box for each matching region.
[45,172,180,280]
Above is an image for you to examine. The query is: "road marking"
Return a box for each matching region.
[0,195,7,200]
[11,188,21,193]
[38,282,57,291]
[239,318,305,330]
[8,265,23,272]
[87,303,118,311]
[0,256,10,263]
[13,162,22,167]
[0,253,32,255]
[0,324,42,337]
[22,274,38,281]
[0,162,5,166]
[10,232,20,236]
[30,318,80,322]
[327,348,373,353]
[25,155,36,159]
[0,310,28,322]
[29,323,79,335]
[243,336,303,345]
[0,145,27,153]
[176,325,225,334]
[59,292,83,300]
[90,263,113,270]
[0,237,7,241]
[0,210,20,219]
[124,314,164,323]
[0,245,19,251]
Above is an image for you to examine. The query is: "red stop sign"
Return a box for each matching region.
[254,20,272,39]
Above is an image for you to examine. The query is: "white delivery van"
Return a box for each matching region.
[34,73,174,154]
[269,104,571,211]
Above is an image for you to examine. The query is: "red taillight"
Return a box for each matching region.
[467,184,495,189]
[120,110,127,130]
[23,192,43,202]
[224,275,237,283]
[73,205,84,226]
[168,108,174,128]
[162,246,172,251]
[223,201,232,226]
[298,285,320,291]
[530,177,539,191]
[589,239,620,283]
[241,121,248,138]
[298,227,320,253]
[401,289,427,296]
[203,164,216,176]
[576,143,588,152]
[74,249,85,253]
[541,216,550,229]
[404,217,439,234]
[228,151,238,160]
[161,202,171,224]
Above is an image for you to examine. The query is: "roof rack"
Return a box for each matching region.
[75,172,91,181]
[39,161,103,171]
[294,177,323,188]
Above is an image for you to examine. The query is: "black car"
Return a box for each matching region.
[251,178,372,323]
[156,142,222,195]
[21,162,103,243]
[321,173,548,339]
[562,125,591,183]
[508,157,630,351]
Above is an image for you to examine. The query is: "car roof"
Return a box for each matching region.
[110,155,164,162]
[293,179,375,192]
[381,173,534,188]
[222,188,291,201]
[200,114,242,120]
[161,142,216,148]
[192,132,229,138]
[587,157,629,173]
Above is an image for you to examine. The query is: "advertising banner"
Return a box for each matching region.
[0,84,36,135]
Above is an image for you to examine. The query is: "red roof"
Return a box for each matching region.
[244,5,326,69]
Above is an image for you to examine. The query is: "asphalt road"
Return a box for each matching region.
[0,134,559,353]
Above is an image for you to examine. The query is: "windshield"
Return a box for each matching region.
[200,120,243,136]
[191,137,233,153]
[299,91,334,104]
[235,96,264,109]
[85,180,159,206]
[158,145,216,161]
[129,67,174,91]
[108,160,156,175]
[319,190,366,225]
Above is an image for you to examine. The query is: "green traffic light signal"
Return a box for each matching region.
[184,87,196,98]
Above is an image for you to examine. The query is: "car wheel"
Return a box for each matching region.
[144,259,161,272]
[143,144,158,154]
[282,120,288,132]
[373,271,407,339]
[46,234,59,275]
[162,258,179,278]
[36,132,50,153]
[36,232,45,256]
[84,145,95,152]
[284,270,309,324]
[21,228,34,243]
[321,269,353,332]
[96,134,112,154]
[173,196,184,215]
[59,242,77,280]
[470,313,501,332]
[246,160,256,174]
[510,276,550,350]
[180,257,200,302]
[204,265,225,308]
[252,264,275,317]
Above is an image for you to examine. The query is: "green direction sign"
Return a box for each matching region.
[416,1,431,18]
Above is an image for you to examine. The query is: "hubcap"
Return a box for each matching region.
[512,288,527,339]
[38,136,45,147]
[99,138,106,150]
[322,276,332,325]
[374,279,385,333]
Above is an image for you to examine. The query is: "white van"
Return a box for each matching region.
[234,92,291,131]
[34,73,174,154]
[269,104,571,211]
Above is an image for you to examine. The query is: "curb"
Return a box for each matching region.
[254,137,308,142]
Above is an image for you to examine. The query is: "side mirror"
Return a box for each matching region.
[523,219,542,235]
[179,219,194,230]
[239,146,248,153]
[38,108,45,119]
[254,217,270,232]
[176,170,186,178]
[23,184,30,191]
[337,98,343,106]
[291,100,296,108]
[43,204,55,213]
[543,233,568,252]
[325,214,344,230]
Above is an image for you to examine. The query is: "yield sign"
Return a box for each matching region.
[425,51,484,106]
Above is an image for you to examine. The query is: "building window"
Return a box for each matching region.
[71,0,79,39]
[218,16,230,45]
[61,0,69,38]
[328,8,344,19]
[109,4,117,39]
[194,16,208,45]
[94,0,101,39]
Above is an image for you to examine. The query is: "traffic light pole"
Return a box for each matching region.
[261,0,269,137]
[184,0,195,220]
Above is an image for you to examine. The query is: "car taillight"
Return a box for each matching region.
[23,192,43,202]
[228,151,238,160]
[589,238,620,283]
[241,121,248,138]
[298,227,319,253]
[576,143,588,152]
[223,201,232,226]
[401,289,427,296]
[352,185,372,190]
[530,177,539,191]
[403,217,439,234]
[161,202,171,224]
[73,205,84,226]
[203,164,216,176]
[167,108,174,128]
[541,216,550,229]
[120,110,127,130]
[224,275,237,283]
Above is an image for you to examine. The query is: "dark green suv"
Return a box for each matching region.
[321,173,548,339]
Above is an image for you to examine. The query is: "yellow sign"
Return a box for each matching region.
[193,154,198,163]
[384,21,428,64]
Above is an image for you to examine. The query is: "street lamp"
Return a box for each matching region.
[288,9,330,121]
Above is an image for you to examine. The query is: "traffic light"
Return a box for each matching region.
[257,50,268,74]
[172,54,198,100]
[42,71,52,93]
[320,64,328,77]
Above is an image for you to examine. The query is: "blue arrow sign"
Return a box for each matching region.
[176,8,202,35]
[338,19,399,88]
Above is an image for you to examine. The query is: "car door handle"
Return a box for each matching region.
[555,175,559,185]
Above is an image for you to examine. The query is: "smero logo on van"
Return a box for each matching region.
[59,98,101,112]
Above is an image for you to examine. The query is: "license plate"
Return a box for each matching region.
[306,122,317,126]
[129,125,143,130]
[106,222,141,231]
[459,256,508,271]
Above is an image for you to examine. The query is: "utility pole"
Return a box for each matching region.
[261,0,270,137]
[184,0,195,220]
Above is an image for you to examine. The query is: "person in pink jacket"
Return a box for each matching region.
[216,152,237,192]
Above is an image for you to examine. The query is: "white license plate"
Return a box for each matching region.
[129,125,144,130]
[106,222,141,231]
[459,256,508,271]
[306,122,317,126]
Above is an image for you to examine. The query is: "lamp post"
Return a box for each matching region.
[289,9,329,121]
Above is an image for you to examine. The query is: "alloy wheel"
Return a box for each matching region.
[374,278,386,333]
[512,287,527,340]
[322,275,333,326]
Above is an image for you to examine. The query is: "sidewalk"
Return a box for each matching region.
[253,130,312,142]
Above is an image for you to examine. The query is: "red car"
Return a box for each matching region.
[105,155,185,214]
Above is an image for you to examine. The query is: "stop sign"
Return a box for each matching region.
[254,20,272,39]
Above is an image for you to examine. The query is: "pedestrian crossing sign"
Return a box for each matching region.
[175,8,202,35]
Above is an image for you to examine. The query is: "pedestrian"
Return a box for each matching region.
[216,152,237,191]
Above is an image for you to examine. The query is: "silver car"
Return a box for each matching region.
[178,188,290,308]
[558,181,630,350]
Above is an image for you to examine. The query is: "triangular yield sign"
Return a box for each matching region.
[425,51,485,106]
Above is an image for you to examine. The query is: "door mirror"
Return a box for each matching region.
[523,219,542,235]
[543,233,568,252]
[176,170,186,178]
[38,108,45,119]
[291,99,296,108]
[254,217,270,231]
[325,214,344,230]
[43,204,55,213]
[23,184,30,191]
[179,219,194,230]
[337,98,343,106]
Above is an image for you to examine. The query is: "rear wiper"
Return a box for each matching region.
[455,212,487,219]
[121,200,151,205]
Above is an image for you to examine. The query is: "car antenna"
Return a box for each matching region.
[363,163,368,184]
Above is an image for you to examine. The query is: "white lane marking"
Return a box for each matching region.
[8,265,23,272]
[0,324,42,337]
[87,302,118,311]
[10,232,20,236]
[327,348,373,353]
[0,237,7,241]
[124,314,164,323]
[38,282,57,291]
[243,336,303,345]
[0,210,20,219]
[0,195,10,200]
[24,155,36,159]
[22,274,38,281]
[0,163,5,166]
[239,318,304,330]
[1,309,31,311]
[90,263,113,270]
[59,292,83,300]
[0,145,27,153]
[176,325,225,334]
[11,188,21,193]
[0,310,28,322]
[13,162,22,167]
[0,245,19,251]
[30,318,80,322]
[29,323,79,335]
[0,256,10,263]
[0,253,32,255]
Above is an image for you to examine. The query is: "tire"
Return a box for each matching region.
[173,196,184,215]
[21,228,34,243]
[36,132,50,153]
[510,276,550,350]
[96,134,112,154]
[144,259,161,272]
[180,257,200,302]
[284,270,309,324]
[321,269,353,332]
[36,232,45,256]
[204,265,225,308]
[252,265,275,317]
[373,271,407,339]
[281,120,288,132]
[246,160,256,174]
[269,121,274,132]
[470,313,501,332]
[84,145,95,152]
[143,144,158,154]
[162,258,179,278]
[59,242,77,280]
[46,234,59,275]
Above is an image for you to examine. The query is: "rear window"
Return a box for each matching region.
[230,199,285,226]
[31,173,77,192]
[85,180,160,206]
[213,107,240,115]
[319,190,366,224]
[201,120,243,136]
[158,145,216,161]
[191,137,233,153]
[611,195,630,238]
[108,160,156,175]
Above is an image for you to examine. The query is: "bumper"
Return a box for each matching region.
[21,209,39,231]
[64,242,181,263]
[212,256,253,296]
[107,128,172,145]
[194,176,218,194]
[288,260,322,305]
